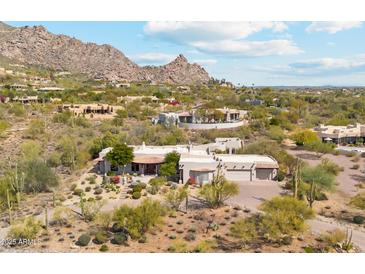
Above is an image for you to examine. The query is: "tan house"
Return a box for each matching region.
[314,123,365,144]
[58,103,124,119]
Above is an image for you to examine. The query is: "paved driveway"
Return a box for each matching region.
[228,180,285,210]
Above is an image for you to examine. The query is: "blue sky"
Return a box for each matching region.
[7,21,365,86]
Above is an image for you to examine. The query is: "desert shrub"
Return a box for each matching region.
[52,206,74,226]
[85,186,91,192]
[21,159,58,193]
[87,175,97,184]
[132,184,142,193]
[353,215,365,224]
[199,170,239,208]
[304,141,334,156]
[132,192,142,199]
[70,183,77,191]
[47,152,62,167]
[94,188,103,195]
[321,229,346,246]
[76,234,91,246]
[291,129,320,146]
[113,199,166,239]
[25,119,45,139]
[184,232,196,241]
[112,233,128,245]
[94,212,113,229]
[193,239,217,253]
[352,164,360,170]
[8,217,42,242]
[229,217,258,242]
[94,231,108,244]
[99,244,109,252]
[140,182,147,189]
[73,188,84,196]
[349,193,365,210]
[165,186,188,210]
[82,199,106,221]
[167,239,188,253]
[259,196,314,240]
[148,177,166,194]
[320,158,343,175]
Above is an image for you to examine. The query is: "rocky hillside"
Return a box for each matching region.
[0,23,210,84]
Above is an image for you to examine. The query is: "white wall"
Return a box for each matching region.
[178,120,245,130]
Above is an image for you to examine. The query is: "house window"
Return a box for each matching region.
[131,163,139,172]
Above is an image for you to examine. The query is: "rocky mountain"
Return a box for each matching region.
[0,23,210,84]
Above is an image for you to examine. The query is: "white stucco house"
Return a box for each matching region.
[98,138,278,184]
[153,107,248,130]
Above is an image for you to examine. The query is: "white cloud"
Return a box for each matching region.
[144,21,288,42]
[306,21,362,34]
[254,55,365,77]
[192,59,217,65]
[132,52,176,64]
[143,21,298,57]
[192,39,302,57]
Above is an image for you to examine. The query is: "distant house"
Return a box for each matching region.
[58,103,124,119]
[12,96,40,104]
[154,107,248,130]
[113,82,131,88]
[99,139,278,184]
[10,84,28,91]
[314,123,365,145]
[38,87,65,92]
[117,95,159,104]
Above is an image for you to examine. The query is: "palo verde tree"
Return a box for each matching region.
[301,165,336,207]
[106,143,134,174]
[160,151,180,178]
[199,167,239,208]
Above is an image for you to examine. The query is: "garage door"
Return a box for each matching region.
[256,169,272,180]
[225,169,251,181]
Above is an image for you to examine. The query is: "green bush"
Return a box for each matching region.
[259,196,315,240]
[99,244,109,252]
[353,215,365,224]
[229,217,258,242]
[132,185,143,193]
[22,159,59,193]
[277,170,285,181]
[76,234,91,246]
[94,188,103,195]
[113,199,166,239]
[132,191,142,199]
[8,217,42,242]
[199,172,239,208]
[112,233,128,245]
[94,231,108,244]
[349,193,365,209]
[73,188,84,196]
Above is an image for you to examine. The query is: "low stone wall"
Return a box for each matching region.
[178,120,245,130]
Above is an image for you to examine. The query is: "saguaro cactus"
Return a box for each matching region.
[6,188,13,225]
[45,205,49,230]
[9,163,25,207]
